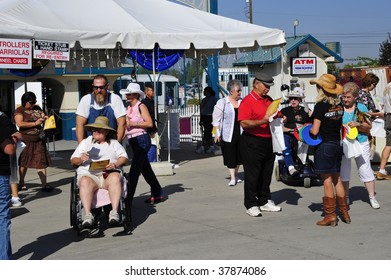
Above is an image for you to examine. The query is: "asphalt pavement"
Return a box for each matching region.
[9,140,391,260]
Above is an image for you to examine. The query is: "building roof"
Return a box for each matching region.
[233,34,344,66]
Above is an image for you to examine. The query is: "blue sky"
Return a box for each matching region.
[173,0,390,63]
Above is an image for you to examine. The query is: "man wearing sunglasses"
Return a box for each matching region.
[280,87,312,176]
[76,74,126,143]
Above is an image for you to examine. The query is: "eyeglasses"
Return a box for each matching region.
[92,85,107,90]
[235,89,242,93]
[372,83,377,87]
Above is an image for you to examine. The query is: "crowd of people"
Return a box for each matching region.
[3,72,391,259]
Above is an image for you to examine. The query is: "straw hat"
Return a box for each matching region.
[286,87,305,99]
[119,83,145,100]
[309,74,343,94]
[84,116,116,134]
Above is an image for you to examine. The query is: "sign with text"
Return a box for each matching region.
[0,38,32,69]
[33,40,70,61]
[291,57,316,75]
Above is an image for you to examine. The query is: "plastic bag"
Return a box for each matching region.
[342,138,363,159]
[270,118,286,153]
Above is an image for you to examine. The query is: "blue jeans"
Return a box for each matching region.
[283,133,298,167]
[0,175,12,260]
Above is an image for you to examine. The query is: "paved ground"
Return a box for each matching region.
[9,140,391,260]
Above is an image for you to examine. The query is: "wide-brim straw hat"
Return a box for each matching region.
[310,73,343,94]
[84,116,116,134]
[119,82,145,100]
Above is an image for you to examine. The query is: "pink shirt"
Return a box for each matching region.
[125,101,147,138]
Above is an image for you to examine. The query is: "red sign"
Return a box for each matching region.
[0,38,32,69]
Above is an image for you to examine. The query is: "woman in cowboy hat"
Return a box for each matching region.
[309,73,350,226]
[120,83,165,227]
[280,87,312,176]
[70,116,128,228]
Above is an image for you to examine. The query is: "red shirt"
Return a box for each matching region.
[238,91,273,138]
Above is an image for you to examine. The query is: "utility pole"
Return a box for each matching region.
[246,0,253,23]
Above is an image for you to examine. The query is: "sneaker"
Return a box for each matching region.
[260,200,282,212]
[109,210,120,224]
[369,197,380,209]
[376,171,391,180]
[288,166,299,176]
[82,213,95,228]
[228,179,236,186]
[246,206,262,217]
[11,197,22,207]
[195,146,205,154]
[236,178,243,183]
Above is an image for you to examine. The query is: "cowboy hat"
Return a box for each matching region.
[119,83,145,100]
[310,74,343,94]
[84,116,116,134]
[287,87,305,99]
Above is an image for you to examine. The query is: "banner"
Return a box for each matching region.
[0,38,31,69]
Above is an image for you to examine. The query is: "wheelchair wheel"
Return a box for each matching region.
[303,177,311,188]
[70,178,78,230]
[275,165,281,181]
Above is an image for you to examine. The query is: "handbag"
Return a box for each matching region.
[44,115,56,130]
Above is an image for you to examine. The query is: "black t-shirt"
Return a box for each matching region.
[312,100,344,142]
[281,106,311,129]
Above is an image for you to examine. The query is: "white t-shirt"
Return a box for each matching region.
[76,93,126,119]
[71,136,128,176]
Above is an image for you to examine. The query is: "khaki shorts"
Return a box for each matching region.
[77,173,105,189]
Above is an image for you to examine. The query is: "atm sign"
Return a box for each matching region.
[291,57,316,75]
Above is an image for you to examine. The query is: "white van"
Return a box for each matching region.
[113,74,180,113]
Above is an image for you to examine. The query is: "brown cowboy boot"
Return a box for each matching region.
[337,196,351,224]
[316,196,338,227]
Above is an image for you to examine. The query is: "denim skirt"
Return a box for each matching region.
[314,140,343,174]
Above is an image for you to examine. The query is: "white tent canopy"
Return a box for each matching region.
[0,0,285,52]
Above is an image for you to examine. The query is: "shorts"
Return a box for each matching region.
[77,173,105,189]
[314,140,342,174]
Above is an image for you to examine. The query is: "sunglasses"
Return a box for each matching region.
[29,100,37,105]
[289,97,299,101]
[92,85,107,90]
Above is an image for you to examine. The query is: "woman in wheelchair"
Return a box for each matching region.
[280,87,312,176]
[70,116,128,229]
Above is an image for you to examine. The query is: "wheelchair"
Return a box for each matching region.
[274,135,322,188]
[70,171,130,235]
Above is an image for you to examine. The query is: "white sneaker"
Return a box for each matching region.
[260,200,282,212]
[11,197,22,207]
[246,206,262,217]
[236,177,243,183]
[195,146,205,154]
[228,179,236,186]
[369,197,380,209]
[109,210,120,224]
[288,166,299,176]
[82,212,95,228]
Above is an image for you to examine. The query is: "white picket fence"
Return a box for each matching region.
[173,105,202,143]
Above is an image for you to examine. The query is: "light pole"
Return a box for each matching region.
[294,19,299,38]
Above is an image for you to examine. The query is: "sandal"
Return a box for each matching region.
[18,184,28,191]
[41,185,54,192]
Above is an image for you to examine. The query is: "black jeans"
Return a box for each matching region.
[126,133,162,222]
[240,133,275,209]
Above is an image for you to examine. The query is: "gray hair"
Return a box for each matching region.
[227,79,243,93]
[343,82,360,97]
